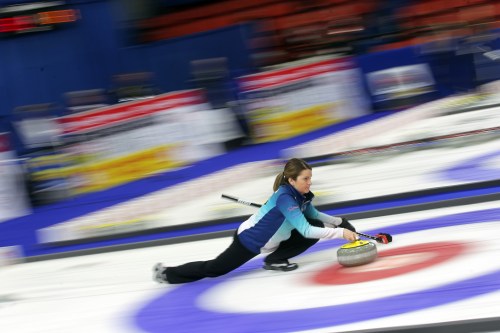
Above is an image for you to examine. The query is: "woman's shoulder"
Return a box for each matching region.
[275,185,299,203]
[275,185,294,197]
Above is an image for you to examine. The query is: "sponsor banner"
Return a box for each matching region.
[67,144,182,194]
[366,64,435,103]
[238,57,355,91]
[23,150,71,205]
[237,56,369,143]
[0,133,30,221]
[249,104,339,143]
[37,90,238,197]
[58,89,204,134]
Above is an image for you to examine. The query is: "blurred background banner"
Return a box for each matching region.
[53,89,239,196]
[366,63,435,104]
[237,56,369,143]
[0,133,29,222]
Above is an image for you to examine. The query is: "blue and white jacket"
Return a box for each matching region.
[237,184,345,254]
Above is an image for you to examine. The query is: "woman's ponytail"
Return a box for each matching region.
[273,171,286,191]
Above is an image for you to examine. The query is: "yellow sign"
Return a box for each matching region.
[249,104,338,143]
[31,144,184,194]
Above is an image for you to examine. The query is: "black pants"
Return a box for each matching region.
[166,233,257,284]
[264,218,322,264]
[165,219,324,284]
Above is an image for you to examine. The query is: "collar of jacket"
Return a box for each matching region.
[282,184,315,205]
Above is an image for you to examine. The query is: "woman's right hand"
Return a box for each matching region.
[342,228,359,242]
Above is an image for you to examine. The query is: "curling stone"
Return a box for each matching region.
[337,240,377,267]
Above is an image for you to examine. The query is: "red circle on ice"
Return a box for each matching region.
[312,242,467,285]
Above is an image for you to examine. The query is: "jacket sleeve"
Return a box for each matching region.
[304,203,343,227]
[276,194,344,240]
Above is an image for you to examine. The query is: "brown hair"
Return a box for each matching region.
[273,158,312,191]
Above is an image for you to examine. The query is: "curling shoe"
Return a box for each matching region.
[153,263,169,284]
[263,260,298,272]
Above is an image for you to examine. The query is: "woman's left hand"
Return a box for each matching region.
[342,228,358,242]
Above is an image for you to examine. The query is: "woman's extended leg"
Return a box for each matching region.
[162,234,257,284]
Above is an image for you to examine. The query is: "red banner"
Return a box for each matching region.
[58,89,205,134]
[238,57,354,91]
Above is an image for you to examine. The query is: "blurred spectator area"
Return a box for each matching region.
[395,0,500,49]
[137,0,377,65]
[135,0,500,66]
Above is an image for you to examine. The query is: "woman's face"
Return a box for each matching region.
[289,169,312,195]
